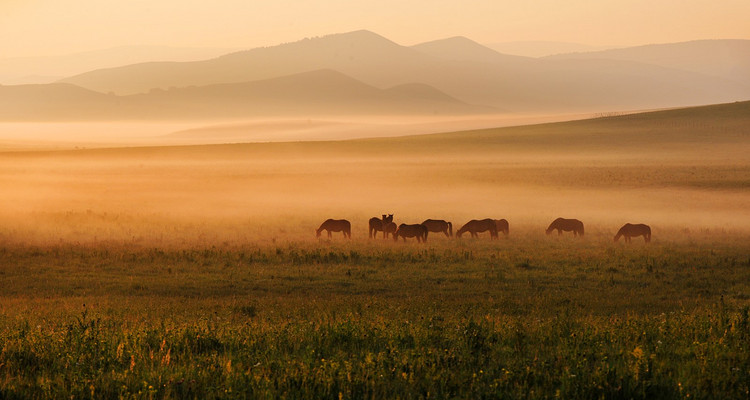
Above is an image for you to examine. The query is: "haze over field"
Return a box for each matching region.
[0,102,748,248]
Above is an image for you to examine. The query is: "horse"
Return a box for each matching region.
[393,223,428,243]
[421,219,453,237]
[495,219,509,236]
[614,223,651,243]
[384,221,398,239]
[456,219,498,239]
[369,214,393,238]
[316,219,351,239]
[545,218,584,236]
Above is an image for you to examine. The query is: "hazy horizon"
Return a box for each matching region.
[2,0,749,59]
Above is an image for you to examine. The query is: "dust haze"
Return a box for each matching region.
[1,102,748,248]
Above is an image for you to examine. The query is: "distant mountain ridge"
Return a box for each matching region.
[58,30,750,112]
[0,45,236,85]
[486,41,613,58]
[0,69,489,121]
[545,39,750,86]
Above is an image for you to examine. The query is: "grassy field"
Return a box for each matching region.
[0,101,749,398]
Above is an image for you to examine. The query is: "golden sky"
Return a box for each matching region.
[2,0,749,57]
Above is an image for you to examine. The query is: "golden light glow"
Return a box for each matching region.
[1,0,749,57]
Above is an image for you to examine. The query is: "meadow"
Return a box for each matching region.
[0,102,749,398]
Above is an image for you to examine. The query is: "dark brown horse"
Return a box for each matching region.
[421,219,453,237]
[316,219,351,239]
[384,221,397,239]
[495,219,509,236]
[614,223,651,243]
[456,219,498,239]
[393,223,428,243]
[369,214,393,239]
[546,218,584,236]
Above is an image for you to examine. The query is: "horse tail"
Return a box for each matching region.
[448,222,453,237]
[579,223,585,236]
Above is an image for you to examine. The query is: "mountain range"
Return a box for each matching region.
[1,30,748,120]
[0,69,487,121]
[0,45,237,85]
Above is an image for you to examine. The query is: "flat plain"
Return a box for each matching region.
[0,101,749,398]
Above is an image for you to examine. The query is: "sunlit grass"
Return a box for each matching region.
[0,235,749,398]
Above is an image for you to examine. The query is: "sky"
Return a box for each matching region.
[1,0,749,58]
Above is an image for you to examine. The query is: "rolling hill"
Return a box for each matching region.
[58,31,750,112]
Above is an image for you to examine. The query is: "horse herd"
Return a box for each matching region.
[316,215,652,243]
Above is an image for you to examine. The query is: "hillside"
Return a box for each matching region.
[22,100,747,160]
[58,31,750,112]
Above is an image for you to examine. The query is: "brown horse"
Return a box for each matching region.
[546,218,584,236]
[393,223,428,243]
[384,221,397,239]
[421,219,453,237]
[456,219,498,239]
[316,219,351,239]
[369,214,393,239]
[614,223,651,243]
[495,219,509,236]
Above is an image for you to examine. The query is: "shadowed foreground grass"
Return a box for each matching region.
[1,235,749,399]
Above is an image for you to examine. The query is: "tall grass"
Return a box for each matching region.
[0,235,749,398]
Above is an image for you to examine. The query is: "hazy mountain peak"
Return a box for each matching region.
[412,35,531,63]
[224,29,401,58]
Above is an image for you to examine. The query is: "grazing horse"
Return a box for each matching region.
[495,219,509,236]
[614,223,651,243]
[421,219,453,237]
[383,221,397,239]
[316,219,351,239]
[456,219,498,239]
[546,218,584,236]
[393,223,428,243]
[369,214,393,239]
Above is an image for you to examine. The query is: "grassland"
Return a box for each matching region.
[0,101,749,398]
